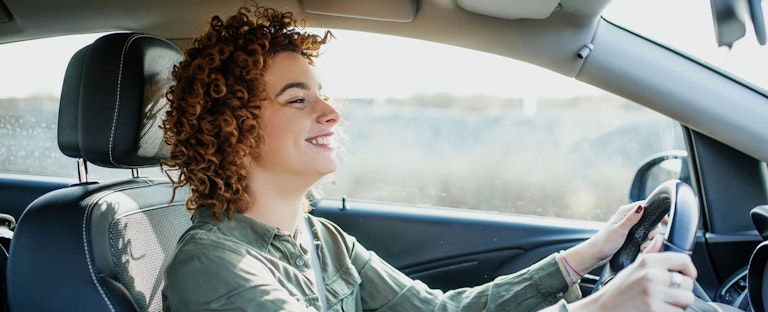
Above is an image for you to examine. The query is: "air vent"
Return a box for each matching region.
[716,266,747,306]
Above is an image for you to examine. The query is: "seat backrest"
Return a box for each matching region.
[7,32,190,312]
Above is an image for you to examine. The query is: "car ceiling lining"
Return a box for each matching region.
[457,0,562,19]
[0,1,12,23]
[300,0,418,22]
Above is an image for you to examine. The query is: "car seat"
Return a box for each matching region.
[6,32,191,312]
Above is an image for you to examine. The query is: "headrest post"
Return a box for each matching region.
[132,168,140,179]
[77,158,89,183]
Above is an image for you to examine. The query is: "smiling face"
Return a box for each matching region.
[251,52,341,185]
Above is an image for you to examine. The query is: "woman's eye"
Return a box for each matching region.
[287,98,306,104]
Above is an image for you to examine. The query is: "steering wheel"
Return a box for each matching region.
[592,179,700,293]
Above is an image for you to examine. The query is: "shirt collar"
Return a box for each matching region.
[191,208,294,253]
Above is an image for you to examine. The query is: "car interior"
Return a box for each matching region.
[6,32,191,311]
[0,0,767,311]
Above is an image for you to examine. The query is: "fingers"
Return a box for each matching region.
[665,256,698,280]
[593,250,698,311]
[640,239,655,253]
[648,223,663,238]
[586,201,655,266]
[610,202,646,238]
[633,255,697,309]
[588,202,648,264]
[637,248,698,279]
[663,271,696,309]
[642,234,664,254]
[607,201,644,224]
[637,266,693,291]
[669,271,684,289]
[588,251,698,311]
[618,201,642,214]
[641,224,664,252]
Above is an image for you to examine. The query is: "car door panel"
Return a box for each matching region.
[0,174,73,221]
[705,233,761,281]
[312,198,601,290]
[404,249,524,291]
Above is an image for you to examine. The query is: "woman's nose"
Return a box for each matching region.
[316,96,340,125]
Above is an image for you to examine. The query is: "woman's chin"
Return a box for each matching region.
[313,160,340,177]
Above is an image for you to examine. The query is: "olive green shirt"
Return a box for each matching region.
[162,209,578,311]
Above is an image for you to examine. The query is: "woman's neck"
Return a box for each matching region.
[244,168,314,232]
[243,191,305,232]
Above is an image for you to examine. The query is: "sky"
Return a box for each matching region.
[0,33,105,98]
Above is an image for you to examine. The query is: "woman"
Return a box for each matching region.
[161,3,697,311]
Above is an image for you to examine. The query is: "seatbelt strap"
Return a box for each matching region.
[303,216,327,312]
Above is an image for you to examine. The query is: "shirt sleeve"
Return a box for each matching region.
[315,216,578,312]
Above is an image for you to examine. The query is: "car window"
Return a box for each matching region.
[603,0,768,95]
[313,30,686,221]
[0,31,686,221]
[0,33,162,181]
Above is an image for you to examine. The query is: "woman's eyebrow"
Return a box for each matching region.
[275,82,310,97]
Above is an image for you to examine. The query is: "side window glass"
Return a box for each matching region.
[314,30,686,221]
[0,33,161,181]
[1,97,70,177]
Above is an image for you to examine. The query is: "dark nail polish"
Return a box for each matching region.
[635,205,643,213]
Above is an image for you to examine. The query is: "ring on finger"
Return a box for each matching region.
[669,271,683,288]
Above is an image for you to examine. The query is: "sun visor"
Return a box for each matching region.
[457,0,561,19]
[301,0,418,22]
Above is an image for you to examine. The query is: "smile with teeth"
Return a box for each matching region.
[307,135,333,146]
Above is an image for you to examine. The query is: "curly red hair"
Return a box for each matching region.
[162,2,331,220]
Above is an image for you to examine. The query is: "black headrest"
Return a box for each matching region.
[57,46,89,159]
[59,32,182,168]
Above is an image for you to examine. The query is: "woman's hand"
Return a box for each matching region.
[568,236,698,312]
[562,202,648,274]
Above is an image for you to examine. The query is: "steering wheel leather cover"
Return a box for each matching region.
[748,241,768,312]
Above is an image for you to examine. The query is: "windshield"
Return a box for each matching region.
[603,0,768,94]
